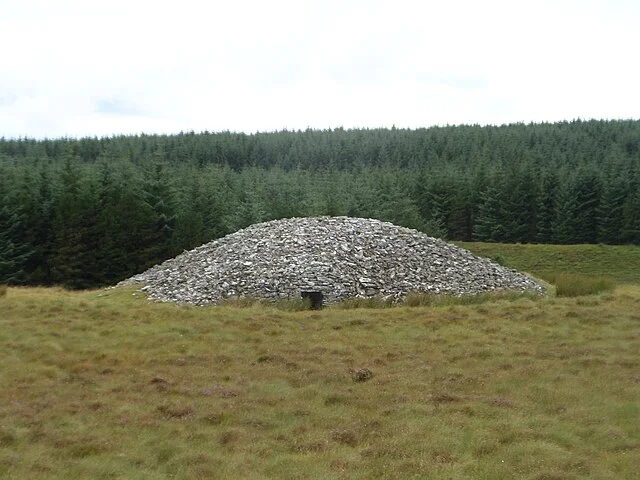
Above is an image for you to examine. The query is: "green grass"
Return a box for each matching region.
[220,295,313,311]
[402,290,542,306]
[457,242,640,284]
[549,273,616,297]
[1,281,639,479]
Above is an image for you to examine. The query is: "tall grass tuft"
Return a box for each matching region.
[551,273,615,297]
[272,297,312,311]
[333,290,542,309]
[335,296,394,309]
[0,284,7,297]
[219,295,313,311]
[403,290,539,307]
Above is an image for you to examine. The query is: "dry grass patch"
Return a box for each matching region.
[0,285,638,479]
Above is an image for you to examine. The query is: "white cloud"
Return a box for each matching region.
[0,0,639,138]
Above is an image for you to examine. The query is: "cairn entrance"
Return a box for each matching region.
[301,291,323,310]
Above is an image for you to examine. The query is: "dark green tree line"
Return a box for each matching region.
[1,119,640,288]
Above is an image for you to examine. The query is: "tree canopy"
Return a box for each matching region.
[1,119,639,288]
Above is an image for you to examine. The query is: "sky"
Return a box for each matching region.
[1,0,639,138]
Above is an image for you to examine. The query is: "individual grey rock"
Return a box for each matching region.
[117,216,545,305]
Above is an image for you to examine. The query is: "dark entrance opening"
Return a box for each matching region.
[301,291,324,310]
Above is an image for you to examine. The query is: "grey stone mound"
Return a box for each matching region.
[118,216,545,305]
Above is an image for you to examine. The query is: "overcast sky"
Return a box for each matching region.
[1,0,639,138]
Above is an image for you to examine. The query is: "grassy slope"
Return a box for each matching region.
[457,242,640,284]
[1,283,639,479]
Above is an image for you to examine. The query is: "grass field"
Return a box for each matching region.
[1,244,639,479]
[458,242,640,284]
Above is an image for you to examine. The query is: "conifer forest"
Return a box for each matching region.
[1,119,640,288]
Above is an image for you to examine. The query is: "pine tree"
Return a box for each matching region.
[414,170,451,239]
[22,166,55,284]
[227,169,268,231]
[536,170,559,243]
[49,152,99,288]
[375,171,424,231]
[171,166,232,251]
[447,189,473,241]
[502,164,538,243]
[137,162,178,268]
[621,187,640,244]
[345,169,379,220]
[552,180,579,244]
[93,160,135,283]
[571,168,601,243]
[597,175,628,244]
[0,172,32,283]
[1,166,41,284]
[474,172,506,242]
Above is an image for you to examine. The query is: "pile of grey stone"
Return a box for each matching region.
[118,216,545,305]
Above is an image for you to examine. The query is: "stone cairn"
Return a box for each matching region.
[118,216,545,306]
